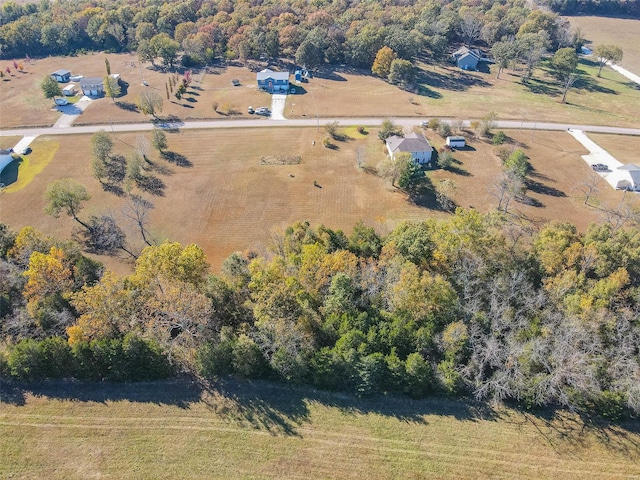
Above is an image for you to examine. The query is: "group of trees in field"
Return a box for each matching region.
[2,209,640,420]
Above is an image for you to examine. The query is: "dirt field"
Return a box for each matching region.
[2,52,639,131]
[0,126,633,273]
[567,15,640,73]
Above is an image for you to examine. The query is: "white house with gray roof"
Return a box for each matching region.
[386,133,433,166]
[256,69,289,93]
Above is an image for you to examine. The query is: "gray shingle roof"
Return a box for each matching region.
[79,77,103,88]
[51,69,71,76]
[386,133,431,153]
[256,69,289,81]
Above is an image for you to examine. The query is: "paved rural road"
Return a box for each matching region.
[1,118,639,138]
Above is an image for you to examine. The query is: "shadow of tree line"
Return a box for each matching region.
[3,377,638,452]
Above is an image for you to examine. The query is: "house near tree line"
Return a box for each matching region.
[386,133,433,166]
[50,69,71,82]
[256,68,290,93]
[452,47,482,70]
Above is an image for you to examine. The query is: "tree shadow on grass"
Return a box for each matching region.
[573,74,619,95]
[161,150,192,167]
[115,101,139,112]
[526,179,567,198]
[314,69,347,81]
[101,182,126,197]
[144,157,173,175]
[0,379,201,408]
[136,174,165,196]
[3,377,638,450]
[522,77,560,96]
[444,161,472,177]
[416,68,491,92]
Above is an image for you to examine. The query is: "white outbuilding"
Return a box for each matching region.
[446,136,466,148]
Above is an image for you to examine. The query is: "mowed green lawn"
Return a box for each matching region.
[1,379,639,479]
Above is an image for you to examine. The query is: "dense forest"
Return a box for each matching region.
[0,0,589,68]
[1,211,639,420]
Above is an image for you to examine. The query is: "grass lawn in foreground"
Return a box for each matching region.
[0,128,634,273]
[1,379,639,479]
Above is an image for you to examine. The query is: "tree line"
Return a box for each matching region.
[0,0,583,72]
[1,211,639,420]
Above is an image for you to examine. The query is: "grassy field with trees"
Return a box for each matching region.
[2,1,640,477]
[0,127,635,270]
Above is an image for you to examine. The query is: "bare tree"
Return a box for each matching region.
[79,214,136,258]
[355,145,366,169]
[460,14,483,48]
[602,192,640,231]
[574,172,602,206]
[123,194,155,247]
[436,178,457,212]
[136,136,152,160]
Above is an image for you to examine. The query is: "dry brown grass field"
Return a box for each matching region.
[292,61,640,128]
[566,15,640,73]
[1,51,639,131]
[587,133,640,164]
[1,380,639,479]
[0,126,633,272]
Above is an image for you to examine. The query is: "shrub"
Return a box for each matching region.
[70,335,172,382]
[427,118,440,130]
[437,358,463,395]
[356,352,388,397]
[492,131,507,145]
[232,334,268,378]
[437,122,452,137]
[404,352,433,398]
[8,337,74,381]
[197,329,236,378]
[322,136,333,148]
[437,150,454,169]
[357,126,367,135]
